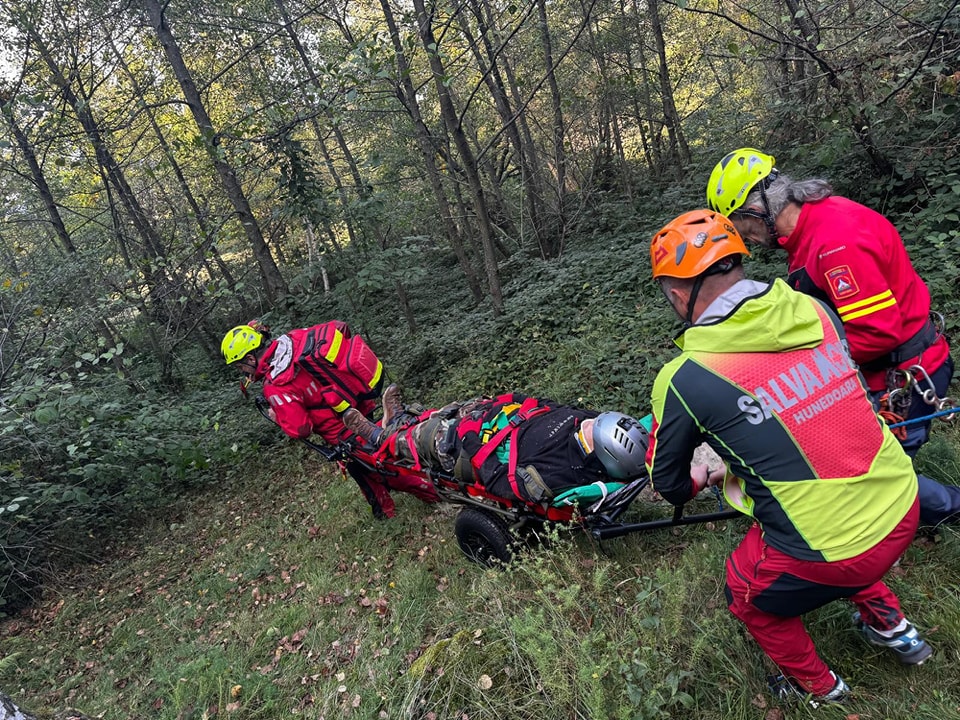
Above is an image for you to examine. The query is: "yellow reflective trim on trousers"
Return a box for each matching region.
[836,290,893,315]
[840,297,897,322]
[324,329,344,362]
[368,360,383,389]
[332,400,350,413]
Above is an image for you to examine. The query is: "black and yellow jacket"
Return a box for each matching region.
[646,279,917,562]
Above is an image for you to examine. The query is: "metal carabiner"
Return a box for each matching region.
[938,397,957,422]
[930,311,946,338]
[907,364,939,406]
[886,387,905,406]
[893,368,913,391]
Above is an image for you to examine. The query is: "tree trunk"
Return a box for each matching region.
[17,25,178,379]
[535,0,569,248]
[647,0,690,167]
[315,132,358,248]
[27,30,168,263]
[275,0,369,228]
[647,0,690,164]
[109,38,252,319]
[395,279,417,333]
[141,0,288,303]
[627,0,663,173]
[379,0,484,301]
[411,0,503,315]
[462,0,551,257]
[0,100,75,254]
[780,0,891,174]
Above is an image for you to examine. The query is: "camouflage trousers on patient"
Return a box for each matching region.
[392,397,488,476]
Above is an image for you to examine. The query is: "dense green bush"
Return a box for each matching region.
[0,359,266,614]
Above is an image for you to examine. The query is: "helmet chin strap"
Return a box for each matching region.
[680,256,741,327]
[684,275,706,327]
[757,170,780,242]
[734,169,780,243]
[238,351,262,397]
[659,274,710,328]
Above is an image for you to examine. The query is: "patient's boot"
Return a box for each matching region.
[382,384,405,427]
[343,408,383,446]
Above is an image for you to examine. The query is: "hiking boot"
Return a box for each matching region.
[768,670,850,708]
[342,408,383,446]
[382,383,405,427]
[853,612,933,665]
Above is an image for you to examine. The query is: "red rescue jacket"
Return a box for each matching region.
[780,197,949,391]
[257,321,383,444]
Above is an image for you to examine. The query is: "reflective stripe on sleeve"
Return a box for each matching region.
[837,290,897,322]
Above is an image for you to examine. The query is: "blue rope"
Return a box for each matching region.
[888,405,960,428]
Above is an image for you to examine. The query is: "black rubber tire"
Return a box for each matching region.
[454,508,513,567]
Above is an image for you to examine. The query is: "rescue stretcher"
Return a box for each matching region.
[256,397,740,566]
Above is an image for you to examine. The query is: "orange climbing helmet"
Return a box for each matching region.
[650,209,750,280]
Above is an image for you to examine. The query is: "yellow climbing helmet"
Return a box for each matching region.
[706,148,776,216]
[221,324,263,365]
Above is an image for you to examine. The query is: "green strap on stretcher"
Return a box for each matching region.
[552,482,625,507]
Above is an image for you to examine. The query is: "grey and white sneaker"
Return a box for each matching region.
[853,612,933,665]
[768,670,850,708]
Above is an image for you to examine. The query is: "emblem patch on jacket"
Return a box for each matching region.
[270,334,294,376]
[824,265,859,300]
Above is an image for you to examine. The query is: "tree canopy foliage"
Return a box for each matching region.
[0,0,957,611]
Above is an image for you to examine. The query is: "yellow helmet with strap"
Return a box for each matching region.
[221,324,264,365]
[706,148,776,216]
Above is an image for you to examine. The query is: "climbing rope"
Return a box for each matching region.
[888,405,959,429]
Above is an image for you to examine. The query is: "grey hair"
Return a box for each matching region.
[742,173,833,218]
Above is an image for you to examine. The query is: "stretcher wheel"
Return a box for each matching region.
[454,508,513,566]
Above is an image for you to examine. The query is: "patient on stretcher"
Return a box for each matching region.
[343,389,651,507]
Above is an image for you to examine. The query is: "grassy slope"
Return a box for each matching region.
[3,433,960,720]
[3,215,960,719]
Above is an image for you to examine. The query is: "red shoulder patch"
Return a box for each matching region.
[824,265,859,301]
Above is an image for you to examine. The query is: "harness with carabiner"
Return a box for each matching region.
[465,396,553,501]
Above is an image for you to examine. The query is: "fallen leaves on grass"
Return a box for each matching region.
[256,627,310,674]
[373,597,390,617]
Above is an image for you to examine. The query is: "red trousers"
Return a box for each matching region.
[343,460,440,519]
[724,499,919,694]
